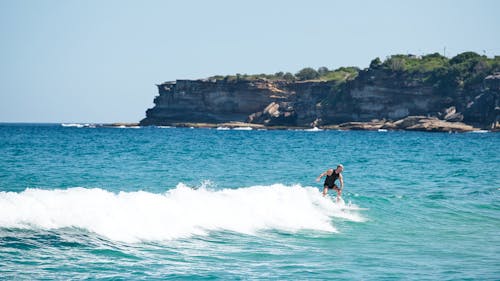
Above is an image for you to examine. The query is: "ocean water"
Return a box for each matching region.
[0,124,498,280]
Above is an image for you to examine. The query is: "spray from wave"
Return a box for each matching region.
[0,184,364,243]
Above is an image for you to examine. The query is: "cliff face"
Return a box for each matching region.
[140,79,293,125]
[318,69,442,124]
[140,71,500,129]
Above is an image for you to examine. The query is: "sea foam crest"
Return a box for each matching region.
[0,184,364,242]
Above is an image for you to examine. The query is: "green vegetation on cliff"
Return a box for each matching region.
[319,67,359,82]
[208,66,360,83]
[208,52,499,97]
[374,52,500,96]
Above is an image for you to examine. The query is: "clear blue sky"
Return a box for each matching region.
[1,0,499,123]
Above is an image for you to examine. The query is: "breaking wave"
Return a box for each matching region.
[0,184,364,242]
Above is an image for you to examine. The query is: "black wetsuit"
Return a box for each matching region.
[324,171,340,189]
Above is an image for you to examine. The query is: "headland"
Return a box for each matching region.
[140,52,500,132]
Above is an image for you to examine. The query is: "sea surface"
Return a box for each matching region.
[0,123,498,280]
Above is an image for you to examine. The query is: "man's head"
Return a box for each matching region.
[336,164,344,172]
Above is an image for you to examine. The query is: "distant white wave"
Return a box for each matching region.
[116,125,141,129]
[216,126,253,131]
[156,126,174,129]
[61,123,95,128]
[0,184,364,243]
[232,126,253,130]
[304,127,323,132]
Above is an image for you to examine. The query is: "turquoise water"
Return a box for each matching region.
[0,124,499,280]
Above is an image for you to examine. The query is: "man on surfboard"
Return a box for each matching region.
[316,164,344,198]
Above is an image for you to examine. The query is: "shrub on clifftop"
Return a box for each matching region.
[295,67,320,81]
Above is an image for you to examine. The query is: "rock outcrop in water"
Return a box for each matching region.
[140,53,500,132]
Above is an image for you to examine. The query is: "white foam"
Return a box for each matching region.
[0,184,364,243]
[61,123,96,128]
[304,127,323,132]
[216,127,230,130]
[61,123,84,128]
[116,125,141,129]
[232,126,253,130]
[156,126,173,129]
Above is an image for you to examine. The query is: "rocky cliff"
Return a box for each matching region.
[140,55,500,131]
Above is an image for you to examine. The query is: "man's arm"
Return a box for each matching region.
[339,174,344,189]
[315,171,327,182]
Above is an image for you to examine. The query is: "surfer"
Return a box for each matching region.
[316,164,344,198]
